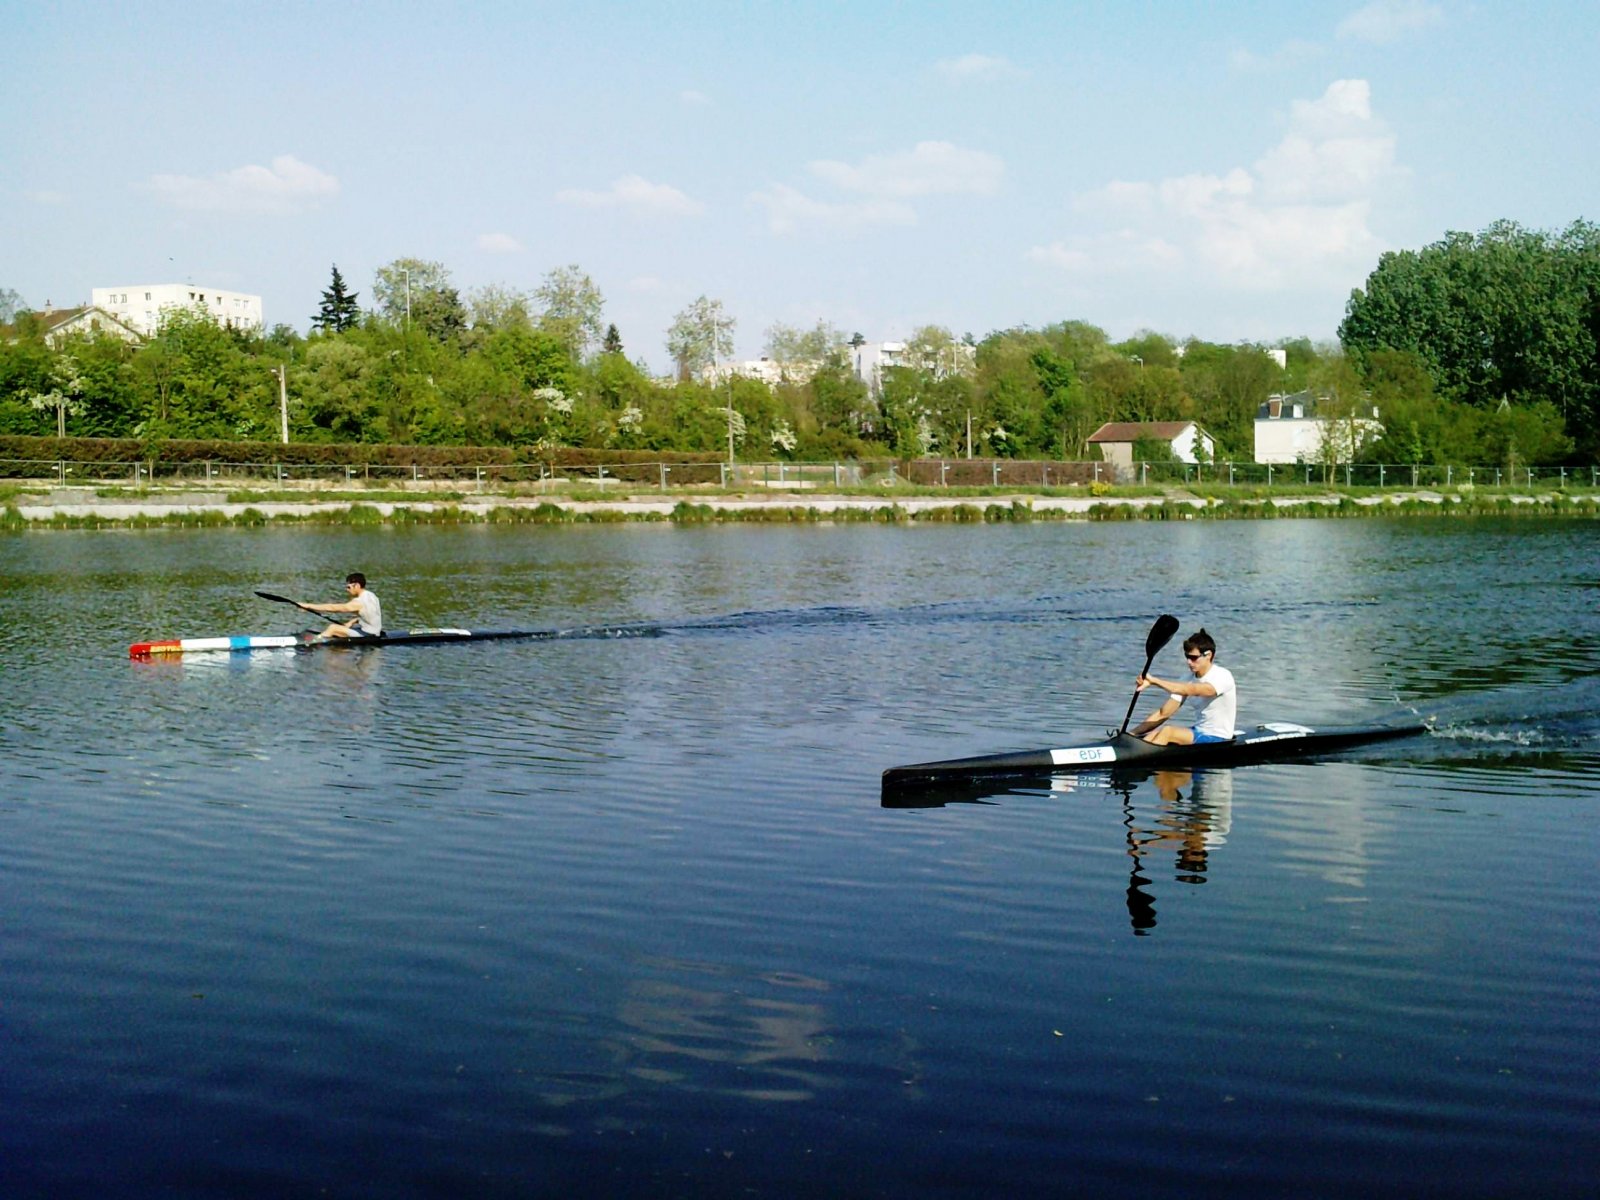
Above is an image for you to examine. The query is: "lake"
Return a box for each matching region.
[2,518,1597,1198]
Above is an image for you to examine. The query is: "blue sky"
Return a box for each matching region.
[5,1,1597,369]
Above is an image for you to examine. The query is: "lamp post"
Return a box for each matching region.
[271,364,288,443]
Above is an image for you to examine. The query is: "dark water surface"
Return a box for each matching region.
[3,519,1597,1198]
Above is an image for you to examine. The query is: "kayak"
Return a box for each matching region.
[881,721,1429,791]
[131,627,572,658]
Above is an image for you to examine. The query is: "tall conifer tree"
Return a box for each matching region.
[313,264,361,333]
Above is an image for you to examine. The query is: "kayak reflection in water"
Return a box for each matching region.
[1131,627,1237,746]
[302,572,384,640]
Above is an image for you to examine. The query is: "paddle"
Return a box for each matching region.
[255,589,374,637]
[1118,613,1181,735]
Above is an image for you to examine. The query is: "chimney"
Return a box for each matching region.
[1267,396,1282,418]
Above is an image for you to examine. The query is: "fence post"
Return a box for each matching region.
[1379,464,1385,487]
[1228,461,1235,485]
[993,463,1000,486]
[1142,461,1148,486]
[1093,462,1100,484]
[1267,464,1273,487]
[58,460,65,484]
[1412,465,1418,487]
[834,462,841,488]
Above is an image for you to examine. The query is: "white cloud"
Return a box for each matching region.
[143,154,339,215]
[809,141,1004,198]
[935,53,1025,83]
[626,275,665,293]
[1229,38,1323,72]
[477,232,524,253]
[555,173,705,217]
[1032,80,1396,293]
[1337,1,1444,45]
[680,89,711,106]
[1028,232,1181,274]
[27,189,70,206]
[1256,80,1396,202]
[750,183,917,235]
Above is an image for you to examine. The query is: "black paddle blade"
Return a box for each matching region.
[1147,613,1180,657]
[255,590,295,604]
[1119,613,1182,735]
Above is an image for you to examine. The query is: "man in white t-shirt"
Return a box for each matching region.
[305,572,383,639]
[1130,628,1236,745]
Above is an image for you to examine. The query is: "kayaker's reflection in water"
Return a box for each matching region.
[1118,768,1234,934]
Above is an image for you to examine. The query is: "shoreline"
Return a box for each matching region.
[6,486,1598,528]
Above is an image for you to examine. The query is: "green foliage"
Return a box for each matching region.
[1342,219,1600,458]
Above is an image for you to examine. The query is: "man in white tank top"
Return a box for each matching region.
[1130,628,1236,745]
[305,572,383,639]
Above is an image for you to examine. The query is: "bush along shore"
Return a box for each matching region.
[4,486,1599,532]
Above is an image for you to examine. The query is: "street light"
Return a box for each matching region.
[271,364,288,443]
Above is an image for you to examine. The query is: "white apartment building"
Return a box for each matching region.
[850,341,905,393]
[91,284,264,337]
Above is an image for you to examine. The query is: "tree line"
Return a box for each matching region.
[2,219,1596,467]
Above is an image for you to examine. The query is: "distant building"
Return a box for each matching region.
[1253,391,1382,464]
[2,305,144,346]
[1088,420,1215,477]
[703,357,790,386]
[91,283,263,337]
[850,341,906,393]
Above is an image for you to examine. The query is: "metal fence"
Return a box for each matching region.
[3,456,1597,491]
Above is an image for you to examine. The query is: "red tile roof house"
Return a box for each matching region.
[1087,420,1215,481]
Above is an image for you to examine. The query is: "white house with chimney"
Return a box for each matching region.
[91,284,263,337]
[1253,391,1383,464]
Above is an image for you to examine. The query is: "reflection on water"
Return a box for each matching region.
[613,959,833,1103]
[1117,769,1233,933]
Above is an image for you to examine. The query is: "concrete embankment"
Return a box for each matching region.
[6,486,1583,526]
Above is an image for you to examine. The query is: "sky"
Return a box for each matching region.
[4,1,1597,370]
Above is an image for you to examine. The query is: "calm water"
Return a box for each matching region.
[2,519,1597,1198]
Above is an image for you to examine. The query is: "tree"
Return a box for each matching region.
[0,287,25,324]
[372,258,452,324]
[666,295,735,380]
[602,323,624,355]
[312,264,361,333]
[535,265,605,359]
[467,284,534,333]
[1341,219,1600,458]
[764,319,846,380]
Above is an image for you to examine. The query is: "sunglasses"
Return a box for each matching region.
[1184,651,1209,660]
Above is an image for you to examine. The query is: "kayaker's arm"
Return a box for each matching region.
[1138,672,1219,699]
[1130,689,1183,736]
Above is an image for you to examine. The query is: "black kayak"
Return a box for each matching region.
[881,721,1429,791]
